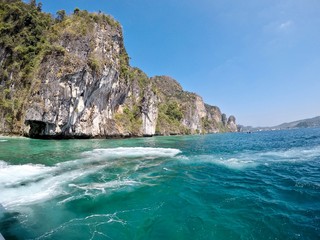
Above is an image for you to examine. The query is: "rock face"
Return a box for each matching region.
[227,115,237,132]
[141,84,158,136]
[152,76,236,135]
[24,19,129,138]
[0,4,237,138]
[25,67,125,138]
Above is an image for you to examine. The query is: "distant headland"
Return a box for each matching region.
[238,116,320,132]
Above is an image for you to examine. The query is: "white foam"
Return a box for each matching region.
[259,146,320,162]
[185,155,258,170]
[213,157,257,169]
[181,145,320,170]
[0,147,181,208]
[0,162,53,186]
[0,164,91,208]
[0,140,8,142]
[0,160,8,168]
[82,147,181,160]
[68,179,139,195]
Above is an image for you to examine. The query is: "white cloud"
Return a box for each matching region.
[262,19,295,35]
[278,20,293,31]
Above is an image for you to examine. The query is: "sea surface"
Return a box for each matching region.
[0,128,320,240]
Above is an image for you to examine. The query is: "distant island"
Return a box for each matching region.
[0,1,237,138]
[238,116,320,132]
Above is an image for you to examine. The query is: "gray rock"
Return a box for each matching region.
[1,13,237,138]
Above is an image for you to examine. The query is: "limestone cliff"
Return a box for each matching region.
[24,15,129,138]
[0,1,236,138]
[152,76,237,135]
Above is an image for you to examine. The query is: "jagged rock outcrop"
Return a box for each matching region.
[141,84,158,136]
[227,115,237,132]
[24,17,129,138]
[25,67,125,138]
[152,76,236,135]
[0,2,237,138]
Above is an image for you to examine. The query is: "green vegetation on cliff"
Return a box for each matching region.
[0,1,237,137]
[114,67,156,136]
[115,105,142,136]
[156,101,188,135]
[0,0,52,132]
[0,0,126,133]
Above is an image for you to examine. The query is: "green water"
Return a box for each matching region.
[0,128,320,239]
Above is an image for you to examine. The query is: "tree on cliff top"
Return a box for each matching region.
[56,10,66,22]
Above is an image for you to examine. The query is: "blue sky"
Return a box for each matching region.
[38,0,320,127]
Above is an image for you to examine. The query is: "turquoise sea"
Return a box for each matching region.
[0,128,319,239]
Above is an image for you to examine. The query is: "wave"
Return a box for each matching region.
[0,139,8,142]
[0,147,181,208]
[81,147,181,159]
[259,146,320,161]
[182,145,320,170]
[183,155,259,170]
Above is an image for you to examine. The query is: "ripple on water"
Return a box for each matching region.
[1,129,320,240]
[0,147,181,208]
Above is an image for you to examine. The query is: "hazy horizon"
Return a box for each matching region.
[38,0,320,127]
[242,115,320,128]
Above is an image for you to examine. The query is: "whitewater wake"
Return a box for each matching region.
[0,147,181,208]
[182,145,320,170]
